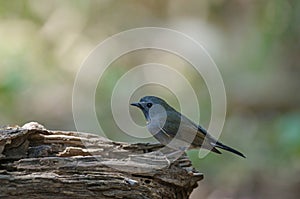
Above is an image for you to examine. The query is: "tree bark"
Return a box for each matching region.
[0,122,203,199]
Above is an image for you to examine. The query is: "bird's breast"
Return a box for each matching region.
[146,117,165,135]
[146,122,160,135]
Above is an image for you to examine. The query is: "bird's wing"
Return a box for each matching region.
[180,115,224,153]
[160,111,208,146]
[162,111,245,157]
[180,114,207,140]
[165,111,223,150]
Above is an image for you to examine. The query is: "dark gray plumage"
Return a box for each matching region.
[131,96,245,158]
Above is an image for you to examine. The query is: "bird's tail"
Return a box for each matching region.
[214,141,246,158]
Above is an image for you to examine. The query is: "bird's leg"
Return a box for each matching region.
[158,146,187,168]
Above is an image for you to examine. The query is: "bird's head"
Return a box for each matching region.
[130,96,171,122]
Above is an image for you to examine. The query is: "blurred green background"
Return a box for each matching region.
[0,0,300,198]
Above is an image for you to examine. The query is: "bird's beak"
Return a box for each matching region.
[130,102,142,109]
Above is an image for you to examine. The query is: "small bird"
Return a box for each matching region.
[131,96,245,158]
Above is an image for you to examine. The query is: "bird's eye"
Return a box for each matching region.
[146,103,152,108]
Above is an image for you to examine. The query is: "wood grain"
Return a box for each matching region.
[0,122,203,199]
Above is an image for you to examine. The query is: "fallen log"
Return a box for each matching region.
[0,122,203,199]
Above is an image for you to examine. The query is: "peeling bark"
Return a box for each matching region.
[0,122,203,199]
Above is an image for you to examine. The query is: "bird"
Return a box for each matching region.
[131,96,245,158]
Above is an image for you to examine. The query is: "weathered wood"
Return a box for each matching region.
[0,122,203,199]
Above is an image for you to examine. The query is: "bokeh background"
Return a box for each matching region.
[1,1,300,198]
